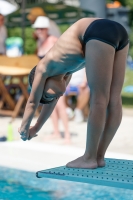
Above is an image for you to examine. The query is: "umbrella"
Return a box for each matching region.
[7,1,95,27]
[0,0,19,16]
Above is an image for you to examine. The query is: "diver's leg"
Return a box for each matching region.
[97,44,129,167]
[66,40,115,169]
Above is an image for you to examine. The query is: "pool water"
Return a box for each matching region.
[0,166,133,200]
[1,179,53,200]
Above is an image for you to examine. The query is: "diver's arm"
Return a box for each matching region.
[35,99,58,133]
[19,66,48,140]
[34,74,72,132]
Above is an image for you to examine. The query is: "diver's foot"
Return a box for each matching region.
[97,156,106,167]
[66,155,98,169]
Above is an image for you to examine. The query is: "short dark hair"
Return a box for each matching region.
[29,66,36,88]
[28,66,54,104]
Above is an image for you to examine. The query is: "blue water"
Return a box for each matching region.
[0,166,133,200]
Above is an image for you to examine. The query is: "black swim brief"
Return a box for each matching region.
[83,19,129,51]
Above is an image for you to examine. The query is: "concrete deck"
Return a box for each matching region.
[0,108,133,172]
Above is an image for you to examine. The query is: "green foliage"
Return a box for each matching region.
[117,0,126,6]
[8,27,36,54]
[122,68,133,107]
[106,0,113,3]
[7,25,68,54]
[8,27,22,37]
[24,28,36,54]
[59,24,70,33]
[129,27,133,58]
[124,0,133,7]
[122,68,133,89]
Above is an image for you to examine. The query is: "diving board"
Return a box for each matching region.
[36,158,133,190]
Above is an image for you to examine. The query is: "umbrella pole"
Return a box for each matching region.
[21,0,26,54]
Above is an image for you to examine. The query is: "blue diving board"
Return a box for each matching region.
[36,158,133,190]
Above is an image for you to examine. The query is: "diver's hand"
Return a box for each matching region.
[28,126,38,140]
[18,126,38,141]
[18,127,28,141]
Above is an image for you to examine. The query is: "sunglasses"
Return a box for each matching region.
[36,28,48,30]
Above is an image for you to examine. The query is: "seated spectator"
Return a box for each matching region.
[66,68,90,123]
[32,16,71,143]
[27,7,61,38]
[0,14,7,55]
[32,16,57,59]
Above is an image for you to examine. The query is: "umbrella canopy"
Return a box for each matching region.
[0,0,19,16]
[7,1,95,27]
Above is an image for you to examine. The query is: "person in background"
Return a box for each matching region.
[32,16,71,143]
[32,16,57,59]
[66,68,90,122]
[0,14,7,55]
[27,7,61,38]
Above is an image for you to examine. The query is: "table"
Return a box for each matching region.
[0,55,39,121]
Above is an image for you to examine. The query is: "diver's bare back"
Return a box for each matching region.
[42,18,100,77]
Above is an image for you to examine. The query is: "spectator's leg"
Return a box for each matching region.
[57,96,71,143]
[50,106,61,138]
[74,86,90,122]
[77,86,90,110]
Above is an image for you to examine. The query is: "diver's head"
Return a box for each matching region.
[28,66,59,104]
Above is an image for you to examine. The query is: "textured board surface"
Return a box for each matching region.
[36,158,133,190]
